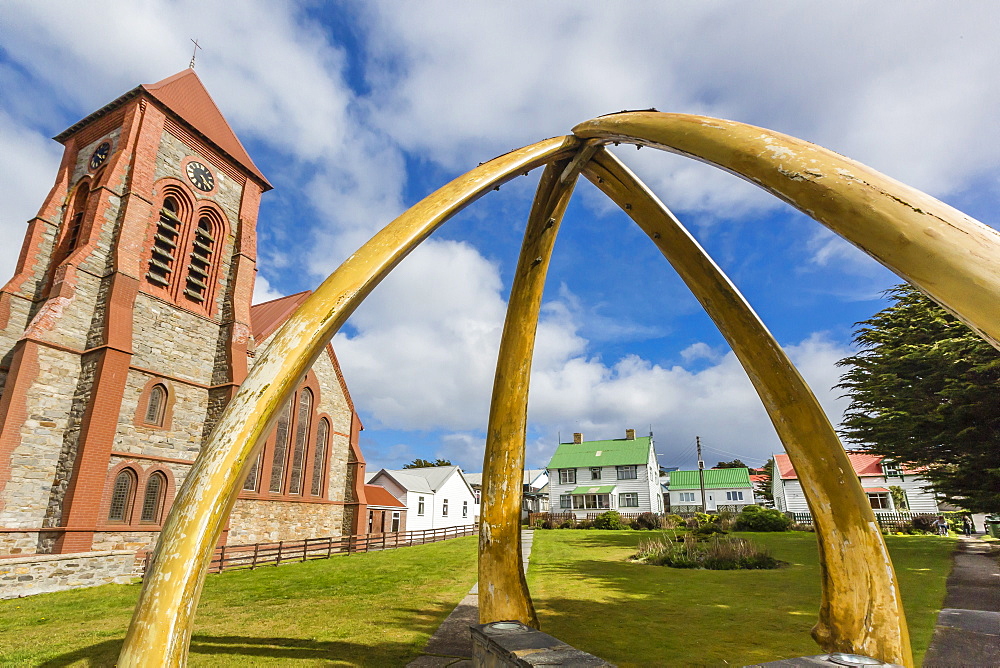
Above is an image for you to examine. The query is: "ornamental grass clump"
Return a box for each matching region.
[632,533,782,570]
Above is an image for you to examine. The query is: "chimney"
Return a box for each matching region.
[573,432,584,444]
[625,428,636,440]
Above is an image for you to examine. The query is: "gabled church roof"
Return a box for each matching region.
[56,68,271,189]
[249,290,312,342]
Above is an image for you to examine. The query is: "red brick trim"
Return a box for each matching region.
[54,345,134,554]
[133,377,176,431]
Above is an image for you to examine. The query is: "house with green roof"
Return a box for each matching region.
[667,468,755,512]
[546,429,663,516]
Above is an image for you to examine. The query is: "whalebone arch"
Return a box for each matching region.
[120,113,1000,667]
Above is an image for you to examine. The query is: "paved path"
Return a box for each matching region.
[406,529,534,667]
[923,535,1000,666]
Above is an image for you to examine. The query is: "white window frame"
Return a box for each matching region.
[559,494,571,509]
[418,496,425,516]
[726,491,744,501]
[559,469,576,485]
[391,511,400,532]
[616,465,637,480]
[442,498,449,516]
[590,467,602,480]
[619,492,639,508]
[463,500,468,517]
[572,494,610,510]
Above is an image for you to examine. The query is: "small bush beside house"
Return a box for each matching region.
[632,533,782,570]
[734,505,792,532]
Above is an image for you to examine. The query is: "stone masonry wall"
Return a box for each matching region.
[0,550,137,599]
[0,347,85,532]
[114,370,207,461]
[228,499,345,545]
[130,293,221,386]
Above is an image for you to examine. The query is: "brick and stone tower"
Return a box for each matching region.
[0,69,271,555]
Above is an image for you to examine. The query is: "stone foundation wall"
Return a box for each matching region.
[0,550,137,599]
[228,498,345,545]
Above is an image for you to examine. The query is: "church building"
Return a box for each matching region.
[0,69,369,558]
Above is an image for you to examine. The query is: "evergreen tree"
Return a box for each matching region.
[402,458,453,469]
[756,457,775,503]
[837,285,1000,513]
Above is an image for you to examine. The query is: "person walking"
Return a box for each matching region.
[962,514,974,536]
[935,515,949,536]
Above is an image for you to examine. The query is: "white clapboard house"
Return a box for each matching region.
[666,468,756,512]
[367,466,478,531]
[547,429,663,517]
[772,452,939,514]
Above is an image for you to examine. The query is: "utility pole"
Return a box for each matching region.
[697,436,707,513]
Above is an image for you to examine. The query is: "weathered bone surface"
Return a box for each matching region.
[120,112,1000,667]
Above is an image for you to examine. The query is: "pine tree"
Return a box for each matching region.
[837,285,1000,513]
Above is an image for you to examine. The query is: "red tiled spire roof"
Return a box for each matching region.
[56,69,270,189]
[142,69,270,187]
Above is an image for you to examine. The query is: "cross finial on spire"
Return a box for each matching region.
[189,38,202,69]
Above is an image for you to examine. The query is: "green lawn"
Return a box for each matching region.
[0,531,955,666]
[0,536,478,666]
[527,530,954,667]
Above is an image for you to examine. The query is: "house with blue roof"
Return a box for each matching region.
[546,429,663,517]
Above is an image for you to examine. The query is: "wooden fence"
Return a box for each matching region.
[140,524,477,576]
[528,511,654,525]
[787,511,942,531]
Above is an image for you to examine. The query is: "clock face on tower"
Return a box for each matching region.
[185,161,215,192]
[89,141,111,170]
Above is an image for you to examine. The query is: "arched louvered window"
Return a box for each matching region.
[144,384,167,426]
[63,184,90,260]
[311,418,329,496]
[147,197,181,288]
[269,400,293,493]
[288,389,313,495]
[140,472,166,523]
[184,214,216,304]
[108,468,137,523]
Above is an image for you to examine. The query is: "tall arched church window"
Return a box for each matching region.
[243,451,262,491]
[147,197,181,288]
[184,214,216,304]
[108,469,137,523]
[269,400,293,493]
[144,384,167,426]
[288,389,313,495]
[140,472,167,523]
[311,418,329,496]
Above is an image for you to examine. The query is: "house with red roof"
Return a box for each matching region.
[772,452,939,515]
[364,484,406,534]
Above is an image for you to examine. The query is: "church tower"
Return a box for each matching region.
[0,69,270,554]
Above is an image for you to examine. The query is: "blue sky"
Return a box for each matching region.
[3,2,1000,474]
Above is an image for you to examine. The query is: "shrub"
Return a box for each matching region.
[632,534,781,570]
[910,515,938,534]
[693,523,728,537]
[593,510,629,530]
[632,512,660,531]
[575,519,594,529]
[740,504,762,514]
[664,514,685,529]
[733,506,792,532]
[558,520,573,529]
